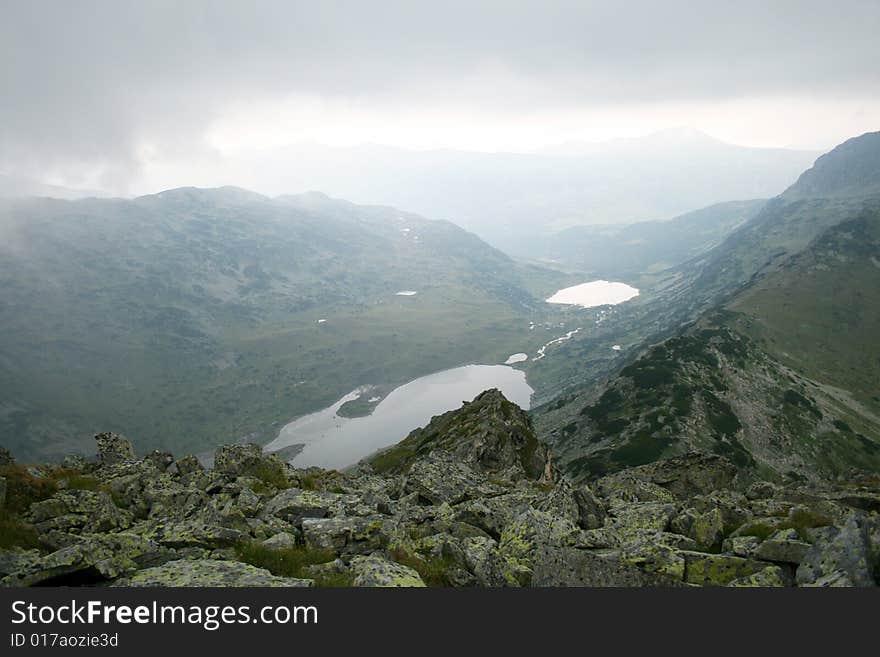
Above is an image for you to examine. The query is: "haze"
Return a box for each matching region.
[2,0,879,197]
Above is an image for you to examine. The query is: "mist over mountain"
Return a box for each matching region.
[212,129,817,254]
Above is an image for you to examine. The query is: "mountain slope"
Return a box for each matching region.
[534,132,880,483]
[0,188,567,460]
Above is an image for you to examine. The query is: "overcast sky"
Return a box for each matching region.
[2,0,879,194]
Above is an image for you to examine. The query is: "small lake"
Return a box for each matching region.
[546,280,639,307]
[264,364,533,470]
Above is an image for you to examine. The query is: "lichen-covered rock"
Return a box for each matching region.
[174,454,203,476]
[594,473,677,507]
[796,516,876,587]
[262,532,296,550]
[349,555,426,587]
[260,488,342,524]
[496,508,581,586]
[754,528,812,564]
[94,432,136,466]
[403,452,503,505]
[723,535,761,558]
[213,444,287,483]
[531,547,683,587]
[0,548,42,577]
[145,450,174,471]
[455,488,541,539]
[462,536,506,586]
[612,452,737,500]
[2,533,172,586]
[136,518,245,550]
[620,535,686,580]
[728,565,790,587]
[671,507,725,551]
[118,559,313,587]
[301,516,387,554]
[682,551,770,586]
[572,484,606,530]
[29,489,132,534]
[606,503,677,542]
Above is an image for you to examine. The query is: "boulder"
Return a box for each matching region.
[214,444,287,483]
[496,509,581,586]
[610,452,737,500]
[29,489,132,534]
[350,555,426,587]
[262,532,296,550]
[754,528,812,564]
[301,516,387,555]
[682,551,770,586]
[118,559,313,587]
[531,547,683,587]
[403,452,503,505]
[2,533,172,586]
[728,565,790,587]
[94,432,136,466]
[174,455,203,476]
[796,516,876,587]
[572,484,606,530]
[260,488,343,524]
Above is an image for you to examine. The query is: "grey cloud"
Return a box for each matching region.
[1,0,878,188]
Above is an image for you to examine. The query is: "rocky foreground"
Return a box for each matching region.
[1,390,878,587]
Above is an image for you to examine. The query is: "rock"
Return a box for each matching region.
[118,559,313,587]
[671,507,725,551]
[745,481,780,500]
[723,535,761,558]
[455,489,540,539]
[531,548,683,587]
[728,565,790,587]
[94,432,136,466]
[462,536,506,586]
[0,549,42,577]
[260,488,342,524]
[175,455,203,476]
[214,444,287,483]
[2,533,172,586]
[612,452,737,500]
[796,516,876,587]
[606,503,677,541]
[262,532,296,550]
[138,518,246,549]
[682,552,770,586]
[620,536,686,580]
[403,452,503,505]
[754,528,812,564]
[60,455,88,471]
[496,509,581,586]
[350,555,426,587]
[145,450,174,471]
[29,489,132,534]
[572,484,606,529]
[594,473,677,506]
[301,516,387,555]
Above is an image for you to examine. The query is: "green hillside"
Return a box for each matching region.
[0,188,570,460]
[533,132,880,484]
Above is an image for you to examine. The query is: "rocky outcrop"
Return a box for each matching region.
[1,392,878,588]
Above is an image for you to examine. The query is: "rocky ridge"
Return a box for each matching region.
[1,390,878,587]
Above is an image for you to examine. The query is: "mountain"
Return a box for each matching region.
[219,131,818,254]
[533,132,880,483]
[0,187,568,461]
[532,199,766,279]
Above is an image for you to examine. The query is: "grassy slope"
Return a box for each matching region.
[0,189,572,460]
